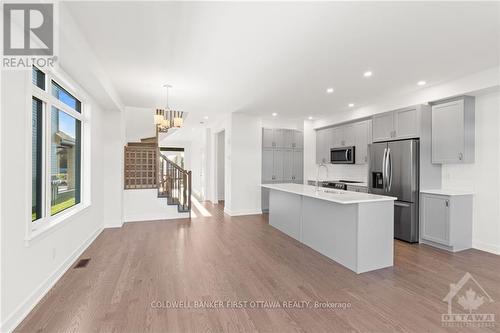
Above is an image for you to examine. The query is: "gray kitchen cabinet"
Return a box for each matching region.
[272,149,284,181]
[281,129,294,149]
[293,130,303,149]
[331,127,344,147]
[262,149,274,182]
[394,107,419,139]
[372,112,394,142]
[262,128,274,148]
[282,149,294,181]
[353,121,369,164]
[292,149,303,183]
[372,107,419,142]
[431,96,475,164]
[315,128,330,164]
[343,124,356,147]
[420,191,473,252]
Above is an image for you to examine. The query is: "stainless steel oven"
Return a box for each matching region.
[330,146,355,164]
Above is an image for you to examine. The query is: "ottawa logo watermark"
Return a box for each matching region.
[442,272,495,328]
[2,2,58,69]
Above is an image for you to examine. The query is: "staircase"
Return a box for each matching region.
[124,135,191,217]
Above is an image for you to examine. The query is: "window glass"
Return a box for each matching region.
[32,97,43,221]
[50,106,81,215]
[32,66,45,90]
[51,81,82,112]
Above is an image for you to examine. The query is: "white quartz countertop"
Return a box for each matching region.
[420,189,474,196]
[262,183,396,205]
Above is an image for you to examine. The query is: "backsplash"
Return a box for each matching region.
[309,164,368,182]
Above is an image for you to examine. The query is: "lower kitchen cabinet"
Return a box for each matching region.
[420,190,473,252]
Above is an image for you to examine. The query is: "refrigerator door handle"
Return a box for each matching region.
[382,148,387,191]
[387,148,393,191]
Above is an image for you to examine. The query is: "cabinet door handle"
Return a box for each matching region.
[458,152,463,161]
[445,200,449,207]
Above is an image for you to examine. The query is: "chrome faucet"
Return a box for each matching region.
[316,162,329,191]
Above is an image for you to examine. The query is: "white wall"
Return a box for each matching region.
[0,70,109,332]
[102,110,125,228]
[217,131,225,200]
[441,91,500,254]
[124,106,157,142]
[123,190,188,222]
[227,113,262,215]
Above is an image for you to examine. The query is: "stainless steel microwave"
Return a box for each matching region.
[330,146,355,164]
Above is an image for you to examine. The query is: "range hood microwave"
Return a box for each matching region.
[330,146,355,164]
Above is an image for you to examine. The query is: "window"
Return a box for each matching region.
[30,67,85,230]
[32,66,45,90]
[51,80,82,112]
[32,97,43,221]
[50,107,81,215]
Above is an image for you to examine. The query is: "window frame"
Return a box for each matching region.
[28,67,89,240]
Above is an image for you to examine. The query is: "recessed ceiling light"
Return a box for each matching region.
[308,116,313,120]
[363,71,372,77]
[272,112,278,117]
[204,116,209,119]
[348,103,355,108]
[326,88,334,94]
[417,80,427,86]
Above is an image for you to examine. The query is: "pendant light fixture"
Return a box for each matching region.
[154,84,184,132]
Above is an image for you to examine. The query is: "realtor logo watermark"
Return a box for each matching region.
[442,272,495,328]
[2,2,57,68]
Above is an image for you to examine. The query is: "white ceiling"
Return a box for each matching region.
[64,1,499,123]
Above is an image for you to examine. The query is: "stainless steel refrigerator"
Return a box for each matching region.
[368,139,419,243]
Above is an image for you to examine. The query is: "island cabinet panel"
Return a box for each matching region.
[268,190,302,241]
[301,197,358,272]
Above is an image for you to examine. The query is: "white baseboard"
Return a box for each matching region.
[473,240,500,255]
[223,208,263,216]
[0,227,103,333]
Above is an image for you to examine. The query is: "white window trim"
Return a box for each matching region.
[26,67,92,244]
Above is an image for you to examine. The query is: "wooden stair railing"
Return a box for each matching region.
[158,154,192,215]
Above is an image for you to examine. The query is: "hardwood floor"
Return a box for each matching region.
[15,201,500,332]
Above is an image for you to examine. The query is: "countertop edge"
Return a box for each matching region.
[262,184,396,205]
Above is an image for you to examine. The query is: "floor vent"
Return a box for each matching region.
[74,258,91,269]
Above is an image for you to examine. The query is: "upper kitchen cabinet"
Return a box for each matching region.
[372,112,394,142]
[262,128,275,148]
[293,130,303,149]
[431,96,475,164]
[263,128,303,149]
[315,120,371,165]
[372,106,420,142]
[316,128,330,164]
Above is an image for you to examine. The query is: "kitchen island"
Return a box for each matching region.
[262,183,396,274]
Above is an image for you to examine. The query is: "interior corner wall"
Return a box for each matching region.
[227,113,262,215]
[0,70,106,332]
